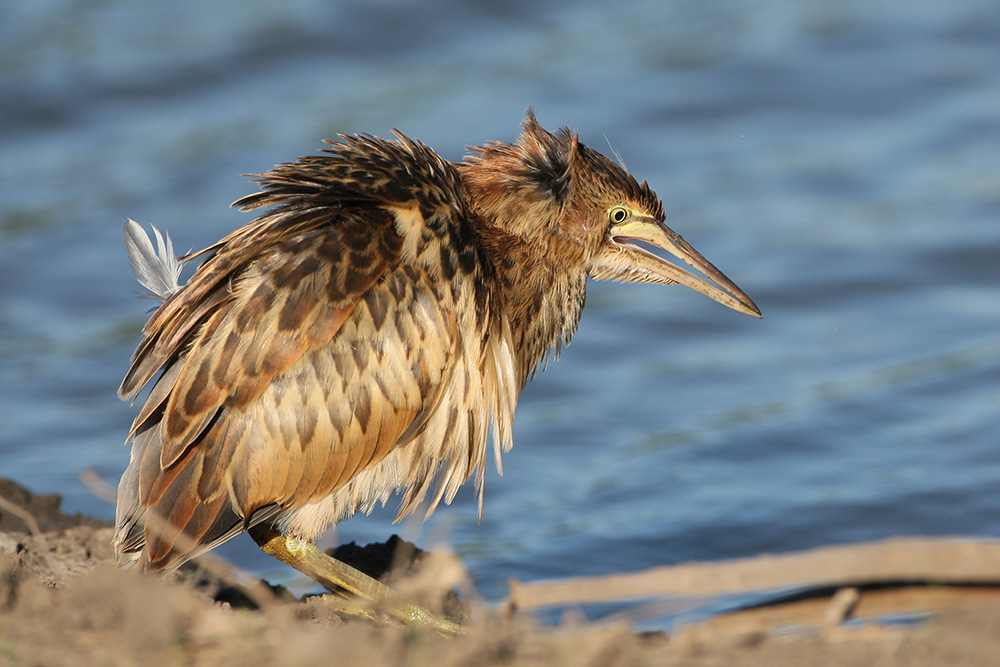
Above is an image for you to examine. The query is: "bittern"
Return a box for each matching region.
[114,113,760,629]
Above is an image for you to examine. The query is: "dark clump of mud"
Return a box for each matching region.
[0,479,106,534]
[3,477,1000,666]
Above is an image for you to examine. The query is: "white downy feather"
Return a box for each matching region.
[123,218,182,300]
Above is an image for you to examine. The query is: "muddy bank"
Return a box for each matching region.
[2,478,1000,666]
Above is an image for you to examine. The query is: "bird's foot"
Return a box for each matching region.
[314,594,466,635]
[249,524,466,635]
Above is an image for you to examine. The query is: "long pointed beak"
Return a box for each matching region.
[597,217,762,318]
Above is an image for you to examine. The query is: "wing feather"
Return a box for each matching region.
[115,131,511,571]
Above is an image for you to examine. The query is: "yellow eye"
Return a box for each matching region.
[609,206,629,224]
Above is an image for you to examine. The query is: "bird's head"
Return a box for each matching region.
[461,113,760,318]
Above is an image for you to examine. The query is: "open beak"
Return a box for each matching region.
[591,217,762,318]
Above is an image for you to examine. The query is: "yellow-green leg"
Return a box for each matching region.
[248,524,465,635]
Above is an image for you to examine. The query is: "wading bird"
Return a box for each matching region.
[115,113,760,630]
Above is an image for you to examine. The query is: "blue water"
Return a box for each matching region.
[2,0,999,609]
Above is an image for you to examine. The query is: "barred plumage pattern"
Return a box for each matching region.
[115,113,758,572]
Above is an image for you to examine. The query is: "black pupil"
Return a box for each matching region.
[613,209,626,222]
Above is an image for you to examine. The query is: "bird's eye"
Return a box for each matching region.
[609,206,629,224]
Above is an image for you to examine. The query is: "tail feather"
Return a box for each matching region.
[114,414,284,571]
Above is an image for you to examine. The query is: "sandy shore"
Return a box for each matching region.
[2,477,1000,666]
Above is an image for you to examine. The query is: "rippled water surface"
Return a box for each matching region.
[2,0,999,611]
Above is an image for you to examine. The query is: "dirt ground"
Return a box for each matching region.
[2,478,1000,666]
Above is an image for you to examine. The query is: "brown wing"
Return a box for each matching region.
[115,133,505,570]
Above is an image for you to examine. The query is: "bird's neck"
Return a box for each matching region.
[479,224,589,386]
[458,163,595,384]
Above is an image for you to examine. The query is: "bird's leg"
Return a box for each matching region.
[248,524,466,635]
